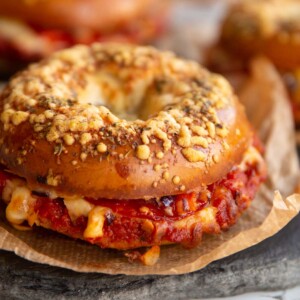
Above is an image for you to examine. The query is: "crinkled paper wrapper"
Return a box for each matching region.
[1,1,300,276]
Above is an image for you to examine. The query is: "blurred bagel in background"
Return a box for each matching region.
[207,0,300,124]
[0,0,169,77]
[221,0,300,70]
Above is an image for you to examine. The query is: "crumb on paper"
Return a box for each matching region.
[125,246,160,266]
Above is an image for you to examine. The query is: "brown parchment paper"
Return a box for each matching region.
[0,57,299,275]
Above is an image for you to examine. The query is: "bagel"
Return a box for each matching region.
[208,0,300,124]
[0,0,168,76]
[0,44,266,259]
[221,0,300,70]
[0,0,155,31]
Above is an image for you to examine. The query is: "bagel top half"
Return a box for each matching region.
[0,43,253,200]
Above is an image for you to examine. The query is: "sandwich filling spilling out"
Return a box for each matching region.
[1,142,266,250]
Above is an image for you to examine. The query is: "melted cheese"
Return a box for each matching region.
[174,207,218,231]
[2,177,107,238]
[83,207,111,239]
[239,146,264,172]
[1,145,264,238]
[5,185,36,226]
[63,197,94,221]
[140,245,160,266]
[2,178,24,204]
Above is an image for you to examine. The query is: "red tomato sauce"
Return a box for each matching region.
[0,149,266,248]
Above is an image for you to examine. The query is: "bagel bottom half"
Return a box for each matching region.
[0,138,266,256]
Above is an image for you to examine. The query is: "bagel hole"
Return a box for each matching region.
[81,74,177,121]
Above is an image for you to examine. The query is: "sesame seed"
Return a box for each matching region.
[80,133,92,145]
[154,164,161,171]
[213,154,219,163]
[80,153,87,161]
[172,175,181,185]
[179,185,186,191]
[156,151,164,159]
[97,143,107,153]
[136,145,150,160]
[63,134,75,146]
[162,171,170,180]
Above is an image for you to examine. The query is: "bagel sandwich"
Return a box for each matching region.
[207,0,300,124]
[0,0,168,77]
[0,43,266,264]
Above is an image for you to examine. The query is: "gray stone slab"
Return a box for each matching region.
[1,212,300,300]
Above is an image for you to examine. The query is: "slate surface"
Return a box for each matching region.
[1,212,300,300]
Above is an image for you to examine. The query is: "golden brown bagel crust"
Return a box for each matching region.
[220,0,300,70]
[0,0,157,31]
[0,43,252,199]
